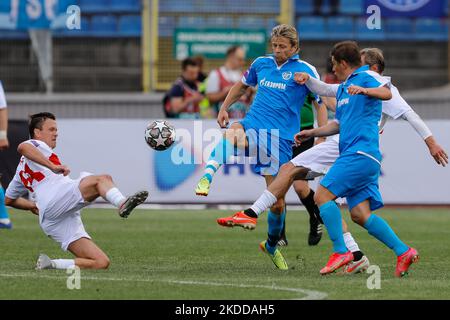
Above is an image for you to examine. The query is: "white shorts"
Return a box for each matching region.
[39,173,92,251]
[290,135,339,177]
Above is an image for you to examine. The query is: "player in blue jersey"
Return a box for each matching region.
[0,80,12,229]
[195,24,325,270]
[295,41,419,277]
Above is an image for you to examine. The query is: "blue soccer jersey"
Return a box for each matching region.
[335,65,390,162]
[242,54,319,141]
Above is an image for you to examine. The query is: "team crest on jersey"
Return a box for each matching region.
[377,0,430,12]
[282,71,292,80]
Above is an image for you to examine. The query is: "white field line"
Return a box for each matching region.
[0,273,327,300]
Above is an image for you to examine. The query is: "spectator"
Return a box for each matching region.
[206,45,253,119]
[192,55,208,82]
[163,58,204,119]
[314,0,339,16]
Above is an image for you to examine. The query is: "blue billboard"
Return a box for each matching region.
[365,0,447,17]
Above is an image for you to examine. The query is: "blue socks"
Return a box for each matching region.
[0,187,10,220]
[364,214,409,256]
[203,138,235,183]
[319,201,348,254]
[266,209,286,254]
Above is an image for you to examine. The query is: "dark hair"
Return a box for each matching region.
[191,55,204,68]
[331,41,361,68]
[181,57,198,71]
[361,48,385,74]
[226,45,241,58]
[29,112,56,138]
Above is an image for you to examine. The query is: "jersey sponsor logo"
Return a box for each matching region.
[377,0,431,12]
[259,78,286,90]
[337,98,350,108]
[282,71,292,80]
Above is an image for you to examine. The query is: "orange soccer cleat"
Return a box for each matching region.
[395,247,419,277]
[216,211,257,230]
[320,251,354,275]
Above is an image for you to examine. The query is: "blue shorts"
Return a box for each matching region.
[239,119,292,176]
[320,153,383,211]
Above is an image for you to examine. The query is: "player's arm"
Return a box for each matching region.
[347,85,392,100]
[312,100,328,144]
[294,120,339,145]
[17,142,70,175]
[401,110,448,167]
[294,73,339,97]
[217,81,249,128]
[4,196,39,215]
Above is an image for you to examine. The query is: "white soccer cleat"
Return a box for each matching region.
[35,254,55,270]
[118,190,149,218]
[342,255,370,275]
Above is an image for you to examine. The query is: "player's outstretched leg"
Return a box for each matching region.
[0,185,12,229]
[315,187,353,275]
[351,200,419,277]
[79,174,148,218]
[342,231,370,274]
[259,240,288,270]
[196,124,247,197]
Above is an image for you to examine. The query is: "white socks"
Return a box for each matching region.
[343,232,360,253]
[105,187,126,208]
[250,190,277,216]
[0,218,11,224]
[52,259,76,270]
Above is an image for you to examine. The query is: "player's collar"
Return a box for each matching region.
[267,53,300,61]
[344,65,370,83]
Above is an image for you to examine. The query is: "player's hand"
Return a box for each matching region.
[429,143,448,167]
[217,109,230,128]
[314,137,326,145]
[0,138,9,150]
[294,72,310,85]
[30,204,39,216]
[348,86,368,95]
[294,129,314,146]
[52,164,71,176]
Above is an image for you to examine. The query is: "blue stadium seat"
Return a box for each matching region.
[110,0,141,12]
[90,15,117,36]
[266,18,278,35]
[79,0,110,13]
[0,1,10,12]
[296,0,314,14]
[118,15,141,36]
[297,17,327,40]
[326,17,354,39]
[159,16,176,37]
[251,0,279,14]
[160,0,195,13]
[237,16,266,30]
[178,16,205,28]
[339,0,363,15]
[355,18,385,40]
[0,30,29,39]
[415,18,448,41]
[385,18,414,40]
[206,16,234,28]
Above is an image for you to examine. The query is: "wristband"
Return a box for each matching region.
[0,130,6,140]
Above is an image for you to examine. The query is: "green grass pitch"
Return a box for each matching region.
[1,208,450,299]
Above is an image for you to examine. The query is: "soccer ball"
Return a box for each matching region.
[144,120,176,151]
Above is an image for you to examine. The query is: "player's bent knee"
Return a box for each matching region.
[94,256,110,269]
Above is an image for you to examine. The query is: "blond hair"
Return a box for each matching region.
[270,24,299,51]
[361,48,385,73]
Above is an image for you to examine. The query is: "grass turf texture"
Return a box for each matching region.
[1,208,450,299]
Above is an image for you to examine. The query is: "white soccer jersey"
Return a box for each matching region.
[381,79,412,120]
[5,139,72,222]
[0,81,7,108]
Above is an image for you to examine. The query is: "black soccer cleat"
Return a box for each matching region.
[308,216,323,246]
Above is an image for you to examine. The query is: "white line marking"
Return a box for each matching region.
[0,273,327,300]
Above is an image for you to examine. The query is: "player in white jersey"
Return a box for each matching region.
[0,80,12,229]
[218,48,448,274]
[5,112,149,270]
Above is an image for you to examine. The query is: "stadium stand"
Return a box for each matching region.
[355,17,386,40]
[118,15,141,37]
[297,17,328,40]
[295,0,314,15]
[339,0,363,15]
[327,17,354,40]
[385,18,414,41]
